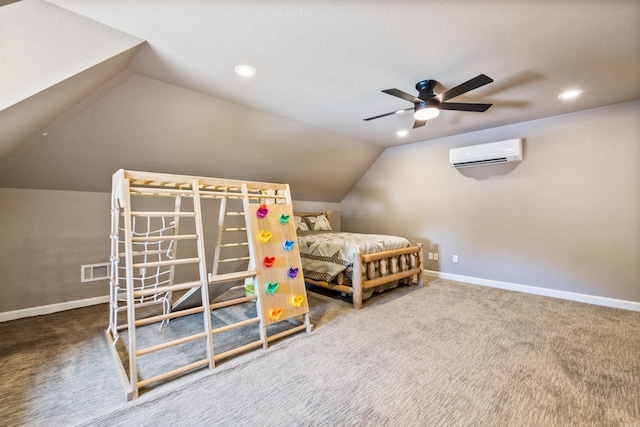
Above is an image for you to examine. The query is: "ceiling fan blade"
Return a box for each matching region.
[363,107,412,121]
[382,88,423,104]
[439,74,493,102]
[413,119,426,129]
[439,102,493,112]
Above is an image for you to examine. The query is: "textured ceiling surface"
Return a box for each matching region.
[46,0,640,147]
[1,0,639,201]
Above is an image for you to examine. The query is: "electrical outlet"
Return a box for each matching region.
[433,253,439,261]
[452,254,458,263]
[428,252,434,260]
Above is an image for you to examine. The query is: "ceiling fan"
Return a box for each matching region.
[364,74,494,129]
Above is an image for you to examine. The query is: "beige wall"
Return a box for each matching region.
[0,188,111,312]
[0,73,382,203]
[341,101,640,302]
[0,187,339,314]
[2,101,637,315]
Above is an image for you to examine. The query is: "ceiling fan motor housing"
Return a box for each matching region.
[414,80,440,115]
[416,80,438,100]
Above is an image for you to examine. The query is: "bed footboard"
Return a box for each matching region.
[305,243,423,309]
[352,243,423,309]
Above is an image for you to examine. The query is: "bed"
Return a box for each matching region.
[294,212,423,309]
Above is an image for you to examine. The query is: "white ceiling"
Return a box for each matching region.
[1,0,639,201]
[45,0,640,147]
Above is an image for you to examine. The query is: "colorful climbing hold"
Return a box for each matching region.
[258,231,273,243]
[265,282,279,294]
[279,214,291,224]
[269,307,283,321]
[263,256,276,268]
[287,267,299,278]
[256,203,269,218]
[282,239,295,251]
[291,295,304,307]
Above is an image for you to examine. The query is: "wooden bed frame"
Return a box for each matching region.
[296,212,424,309]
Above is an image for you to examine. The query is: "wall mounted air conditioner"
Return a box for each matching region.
[449,138,522,168]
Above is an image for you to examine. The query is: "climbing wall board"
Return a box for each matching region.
[248,203,309,326]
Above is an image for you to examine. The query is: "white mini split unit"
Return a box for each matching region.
[449,138,523,168]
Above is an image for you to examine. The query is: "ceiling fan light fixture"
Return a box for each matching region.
[414,106,440,121]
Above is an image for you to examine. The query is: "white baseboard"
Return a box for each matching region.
[0,295,109,323]
[3,272,639,322]
[424,270,640,312]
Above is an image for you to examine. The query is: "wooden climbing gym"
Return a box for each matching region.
[107,170,311,400]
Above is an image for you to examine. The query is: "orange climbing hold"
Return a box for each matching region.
[269,307,283,321]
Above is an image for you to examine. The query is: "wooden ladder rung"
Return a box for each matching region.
[118,249,165,257]
[221,227,247,232]
[212,340,264,363]
[115,299,165,313]
[132,234,198,242]
[133,280,202,297]
[135,306,204,327]
[118,249,167,258]
[132,257,200,269]
[220,242,248,248]
[137,358,210,389]
[208,270,257,285]
[199,193,245,200]
[225,211,245,216]
[247,193,288,200]
[130,211,196,217]
[211,317,261,335]
[136,331,208,357]
[218,257,250,263]
[267,324,308,343]
[130,187,194,196]
[209,294,256,309]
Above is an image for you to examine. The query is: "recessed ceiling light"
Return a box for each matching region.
[558,89,582,100]
[235,65,256,77]
[396,130,409,137]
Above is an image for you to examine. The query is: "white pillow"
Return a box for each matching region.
[307,215,332,231]
[294,216,309,231]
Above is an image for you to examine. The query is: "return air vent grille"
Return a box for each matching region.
[81,262,111,282]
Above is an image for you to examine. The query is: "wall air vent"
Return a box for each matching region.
[81,262,111,282]
[449,139,522,169]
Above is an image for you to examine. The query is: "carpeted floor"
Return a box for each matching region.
[1,278,639,426]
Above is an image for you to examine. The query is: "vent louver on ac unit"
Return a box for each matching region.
[449,139,522,169]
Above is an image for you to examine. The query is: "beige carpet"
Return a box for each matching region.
[1,278,639,426]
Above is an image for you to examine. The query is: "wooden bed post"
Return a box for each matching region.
[417,243,424,287]
[352,253,363,309]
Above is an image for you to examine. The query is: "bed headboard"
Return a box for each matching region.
[293,211,333,233]
[294,211,331,222]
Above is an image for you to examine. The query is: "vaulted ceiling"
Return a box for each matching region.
[1,0,639,201]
